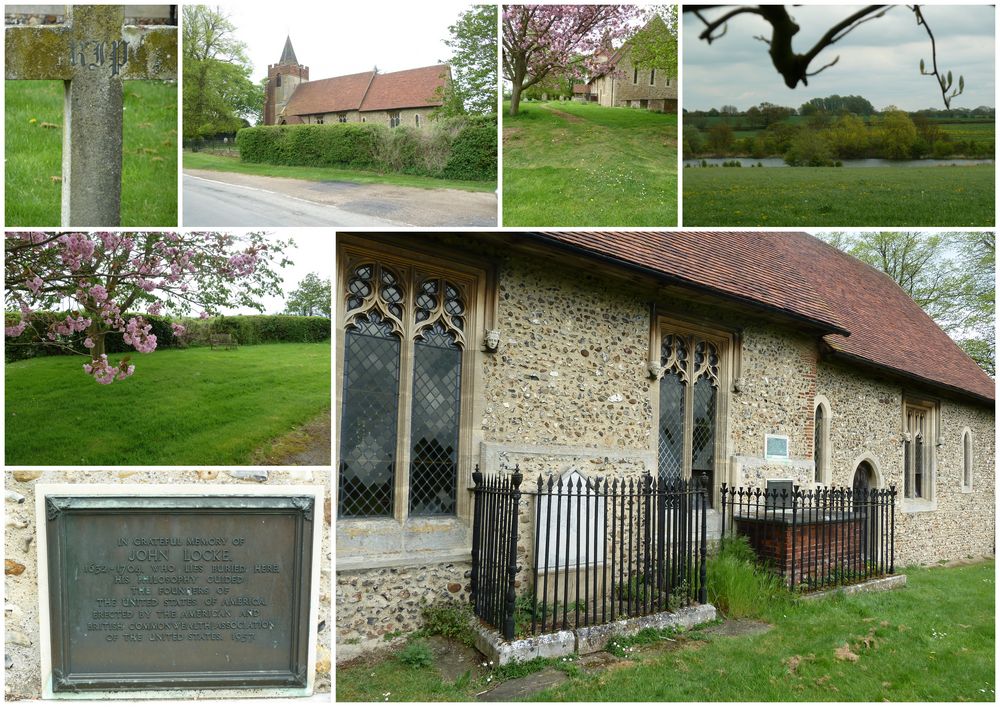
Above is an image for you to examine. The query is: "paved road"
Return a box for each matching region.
[183,170,498,227]
[183,174,406,227]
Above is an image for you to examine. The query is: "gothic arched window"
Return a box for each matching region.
[962,429,973,491]
[657,330,723,504]
[338,261,469,520]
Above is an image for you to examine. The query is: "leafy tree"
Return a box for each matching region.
[878,110,919,159]
[437,5,498,116]
[706,122,734,153]
[783,129,834,166]
[5,232,289,383]
[822,232,995,375]
[183,5,262,139]
[285,273,331,317]
[627,7,678,77]
[502,5,641,116]
[825,113,869,159]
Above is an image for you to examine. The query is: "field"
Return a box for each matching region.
[183,151,496,193]
[337,560,995,702]
[683,165,995,226]
[5,80,178,226]
[5,343,330,465]
[503,101,677,226]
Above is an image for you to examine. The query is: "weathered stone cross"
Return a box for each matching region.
[5,5,177,226]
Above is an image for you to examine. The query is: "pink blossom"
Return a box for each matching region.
[199,311,210,320]
[88,284,109,303]
[84,337,95,349]
[5,322,27,337]
[123,317,157,353]
[26,275,43,295]
[171,323,186,337]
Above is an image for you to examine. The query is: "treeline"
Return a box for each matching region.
[686,95,994,121]
[237,115,497,182]
[685,110,993,163]
[4,313,330,362]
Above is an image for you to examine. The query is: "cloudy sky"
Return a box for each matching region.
[684,5,995,111]
[215,2,479,84]
[219,231,334,315]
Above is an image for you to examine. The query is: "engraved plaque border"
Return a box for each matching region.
[36,485,322,698]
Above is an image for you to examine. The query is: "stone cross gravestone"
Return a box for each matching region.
[35,484,323,698]
[5,5,177,226]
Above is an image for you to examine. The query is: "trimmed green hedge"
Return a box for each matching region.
[236,116,497,182]
[4,313,330,362]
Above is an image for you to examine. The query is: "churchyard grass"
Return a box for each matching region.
[5,80,178,226]
[683,165,995,226]
[336,560,994,702]
[5,342,330,465]
[183,151,497,193]
[502,101,678,226]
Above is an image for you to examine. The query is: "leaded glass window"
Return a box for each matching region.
[904,404,930,499]
[339,261,468,521]
[338,311,400,517]
[657,331,722,503]
[962,430,973,489]
[814,405,825,483]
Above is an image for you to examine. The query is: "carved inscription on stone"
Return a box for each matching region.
[44,495,314,691]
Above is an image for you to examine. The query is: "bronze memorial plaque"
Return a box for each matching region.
[43,495,314,692]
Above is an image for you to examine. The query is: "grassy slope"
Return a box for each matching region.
[336,561,994,702]
[683,164,995,226]
[5,342,330,465]
[5,80,178,226]
[503,101,677,226]
[183,151,496,193]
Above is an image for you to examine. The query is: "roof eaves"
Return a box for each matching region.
[526,233,852,337]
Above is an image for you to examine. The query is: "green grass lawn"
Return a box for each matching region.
[683,164,994,226]
[5,342,330,465]
[5,80,178,226]
[503,101,677,226]
[183,151,496,193]
[337,560,994,702]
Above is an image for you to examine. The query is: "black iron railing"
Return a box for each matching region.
[471,467,708,641]
[720,484,896,592]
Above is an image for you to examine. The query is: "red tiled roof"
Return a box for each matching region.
[533,232,995,403]
[359,64,448,112]
[572,84,590,94]
[283,71,374,116]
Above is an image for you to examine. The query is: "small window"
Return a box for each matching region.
[814,405,825,482]
[316,117,324,124]
[666,78,671,87]
[275,73,282,87]
[415,114,420,127]
[633,68,638,84]
[338,113,348,123]
[903,401,936,500]
[389,112,401,128]
[361,117,366,122]
[649,68,655,85]
[962,429,973,490]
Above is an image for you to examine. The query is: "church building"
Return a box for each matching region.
[263,36,449,127]
[335,232,994,659]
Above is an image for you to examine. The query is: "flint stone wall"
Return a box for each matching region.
[336,238,995,652]
[4,470,332,700]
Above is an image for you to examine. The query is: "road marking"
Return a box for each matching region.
[183,174,415,226]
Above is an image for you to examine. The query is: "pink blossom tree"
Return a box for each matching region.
[503,4,642,116]
[5,232,289,384]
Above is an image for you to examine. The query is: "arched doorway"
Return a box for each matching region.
[852,461,878,564]
[852,461,875,499]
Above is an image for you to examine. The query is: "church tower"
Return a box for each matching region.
[264,36,309,125]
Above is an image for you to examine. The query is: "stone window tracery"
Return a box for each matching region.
[339,261,468,519]
[657,331,724,504]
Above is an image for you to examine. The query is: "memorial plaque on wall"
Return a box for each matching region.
[41,492,316,693]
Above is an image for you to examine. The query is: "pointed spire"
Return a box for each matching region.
[279,35,297,65]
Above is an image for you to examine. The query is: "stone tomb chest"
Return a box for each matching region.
[35,484,323,699]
